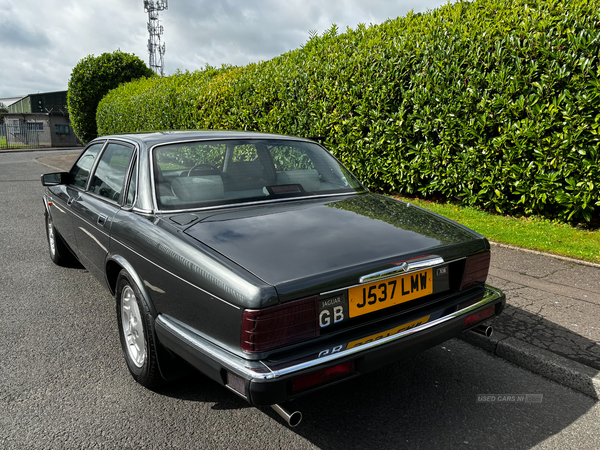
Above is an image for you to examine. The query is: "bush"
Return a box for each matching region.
[97,67,228,134]
[96,0,600,223]
[67,50,154,143]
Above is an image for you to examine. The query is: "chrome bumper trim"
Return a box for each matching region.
[320,256,460,296]
[157,285,503,382]
[358,256,445,284]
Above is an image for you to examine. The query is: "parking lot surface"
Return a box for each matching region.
[1,149,599,449]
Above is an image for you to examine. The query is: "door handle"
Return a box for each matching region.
[67,197,75,206]
[97,214,108,227]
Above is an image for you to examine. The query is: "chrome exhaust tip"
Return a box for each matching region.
[473,324,493,337]
[271,403,302,427]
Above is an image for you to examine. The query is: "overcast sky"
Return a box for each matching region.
[0,0,450,100]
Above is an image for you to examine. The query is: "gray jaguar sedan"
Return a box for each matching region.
[42,130,504,426]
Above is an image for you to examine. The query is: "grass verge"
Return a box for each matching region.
[397,197,600,264]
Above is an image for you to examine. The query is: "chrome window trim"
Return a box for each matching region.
[131,207,154,214]
[122,146,140,209]
[157,285,503,381]
[154,192,362,215]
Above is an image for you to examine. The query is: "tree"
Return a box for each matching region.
[0,102,7,124]
[67,50,154,143]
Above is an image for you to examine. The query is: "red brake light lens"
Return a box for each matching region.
[291,361,355,394]
[460,252,490,291]
[464,305,496,328]
[241,296,319,353]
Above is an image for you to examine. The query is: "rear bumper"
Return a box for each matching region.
[155,285,505,406]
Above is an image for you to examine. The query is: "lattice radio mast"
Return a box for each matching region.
[144,0,168,76]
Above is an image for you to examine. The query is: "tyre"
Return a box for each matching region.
[116,270,164,388]
[45,214,74,266]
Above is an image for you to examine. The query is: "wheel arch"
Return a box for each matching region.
[107,253,192,381]
[106,254,157,317]
[42,194,51,217]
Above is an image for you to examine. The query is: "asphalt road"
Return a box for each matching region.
[1,150,599,450]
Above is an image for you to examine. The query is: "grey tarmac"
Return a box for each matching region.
[30,147,600,399]
[29,147,600,398]
[1,148,599,449]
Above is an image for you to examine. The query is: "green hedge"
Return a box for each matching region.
[97,0,600,223]
[97,67,231,133]
[68,50,154,144]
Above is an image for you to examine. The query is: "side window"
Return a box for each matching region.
[155,143,226,171]
[125,159,138,207]
[270,145,315,171]
[69,143,104,189]
[232,144,258,162]
[88,142,134,203]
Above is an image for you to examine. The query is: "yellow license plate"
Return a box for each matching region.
[347,315,431,349]
[348,268,433,318]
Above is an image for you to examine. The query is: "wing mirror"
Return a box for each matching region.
[41,172,70,186]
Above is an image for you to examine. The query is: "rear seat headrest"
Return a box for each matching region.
[170,175,224,202]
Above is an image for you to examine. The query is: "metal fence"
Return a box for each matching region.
[0,122,40,149]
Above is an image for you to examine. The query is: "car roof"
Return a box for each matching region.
[96,130,312,148]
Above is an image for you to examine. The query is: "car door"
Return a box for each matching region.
[48,141,106,250]
[70,140,136,282]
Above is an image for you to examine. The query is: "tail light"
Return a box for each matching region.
[464,305,496,329]
[241,296,319,353]
[460,252,490,291]
[291,361,355,394]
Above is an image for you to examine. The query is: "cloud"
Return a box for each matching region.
[162,0,442,71]
[0,2,51,52]
[0,0,448,98]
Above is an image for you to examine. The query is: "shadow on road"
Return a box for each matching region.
[486,304,600,371]
[27,152,598,447]
[152,337,597,449]
[282,341,595,449]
